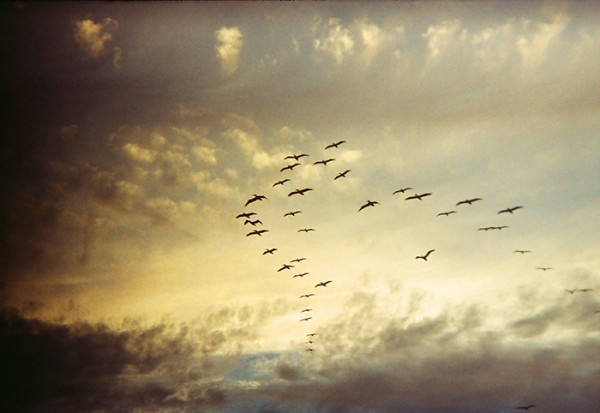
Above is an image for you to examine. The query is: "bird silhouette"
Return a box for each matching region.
[313,158,335,166]
[307,333,317,337]
[315,280,333,288]
[236,212,256,219]
[245,194,267,206]
[300,294,315,298]
[490,225,509,230]
[298,228,315,233]
[301,308,313,313]
[273,179,290,187]
[437,211,456,217]
[359,200,380,211]
[456,197,482,206]
[305,347,315,352]
[280,163,301,172]
[300,317,312,322]
[578,288,593,293]
[514,250,532,254]
[263,248,277,255]
[284,210,302,217]
[278,264,294,272]
[406,193,433,201]
[325,140,346,149]
[293,272,309,278]
[477,227,492,231]
[536,267,552,271]
[244,219,262,226]
[515,405,535,411]
[246,229,268,237]
[565,289,578,294]
[288,188,313,197]
[334,170,351,180]
[393,187,412,194]
[284,153,309,161]
[499,206,523,214]
[416,249,435,261]
[291,258,307,263]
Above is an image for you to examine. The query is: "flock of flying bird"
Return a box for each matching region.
[234,139,595,411]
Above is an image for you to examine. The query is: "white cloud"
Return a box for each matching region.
[74,18,120,63]
[215,26,244,78]
[122,143,158,164]
[357,20,385,64]
[314,18,355,64]
[192,145,217,165]
[422,19,465,62]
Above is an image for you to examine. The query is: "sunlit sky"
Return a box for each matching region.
[1,1,599,412]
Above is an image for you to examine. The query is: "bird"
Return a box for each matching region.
[325,140,346,149]
[280,163,301,172]
[284,210,302,217]
[514,250,532,254]
[406,193,433,201]
[288,188,313,197]
[246,229,268,237]
[315,280,333,288]
[300,317,312,322]
[236,212,256,219]
[278,264,294,272]
[536,267,552,271]
[334,170,351,180]
[273,179,290,187]
[294,272,309,278]
[515,406,535,411]
[565,289,578,294]
[244,219,262,226]
[263,248,277,255]
[477,227,493,231]
[298,228,315,233]
[307,333,317,337]
[578,288,593,293]
[245,194,267,206]
[499,206,523,214]
[313,158,335,166]
[358,200,380,211]
[490,225,509,230]
[393,187,412,194]
[301,308,313,313]
[291,258,307,263]
[456,197,482,206]
[284,153,309,161]
[306,340,314,344]
[300,294,315,298]
[437,211,456,217]
[416,249,435,261]
[305,347,315,352]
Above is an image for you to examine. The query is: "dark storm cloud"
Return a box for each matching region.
[0,301,289,413]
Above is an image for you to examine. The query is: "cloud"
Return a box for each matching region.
[74,17,122,68]
[314,18,355,64]
[215,26,244,78]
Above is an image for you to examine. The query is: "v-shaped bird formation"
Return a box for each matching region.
[234,137,594,377]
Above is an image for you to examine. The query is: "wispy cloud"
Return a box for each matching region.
[216,26,244,78]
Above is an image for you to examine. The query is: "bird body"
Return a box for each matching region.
[416,249,435,261]
[245,194,267,206]
[301,308,312,313]
[514,250,532,254]
[456,197,482,206]
[278,264,294,272]
[359,200,380,211]
[244,219,262,226]
[281,163,301,172]
[565,289,578,294]
[285,153,309,161]
[300,294,315,298]
[334,170,351,180]
[536,267,552,271]
[236,212,256,219]
[406,193,433,201]
[291,258,307,263]
[315,280,333,288]
[499,206,523,214]
[273,179,290,187]
[515,405,535,411]
[393,187,412,194]
[298,228,315,233]
[263,248,277,255]
[294,272,309,278]
[437,211,456,217]
[313,158,335,166]
[288,188,313,197]
[284,210,302,217]
[246,229,268,237]
[325,140,346,149]
[300,317,312,322]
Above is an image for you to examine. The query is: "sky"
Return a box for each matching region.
[1,1,599,412]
